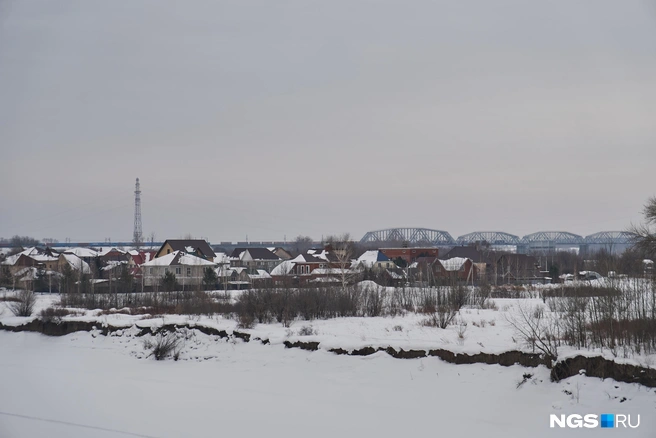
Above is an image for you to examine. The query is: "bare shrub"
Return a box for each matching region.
[449,284,469,311]
[237,312,255,329]
[505,303,559,358]
[8,289,37,317]
[422,305,457,329]
[471,282,492,308]
[481,300,499,311]
[144,333,182,360]
[362,285,384,317]
[533,305,545,319]
[39,307,83,323]
[297,325,316,336]
[393,325,403,332]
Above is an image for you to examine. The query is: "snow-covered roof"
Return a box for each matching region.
[579,271,602,279]
[290,253,324,263]
[439,257,469,271]
[65,247,99,258]
[60,254,91,273]
[129,251,155,265]
[309,277,340,283]
[30,254,59,262]
[312,268,357,275]
[355,250,390,268]
[271,260,295,276]
[18,247,41,256]
[1,253,21,266]
[385,269,404,279]
[97,247,127,256]
[102,260,128,271]
[14,266,37,279]
[2,247,58,265]
[643,259,654,265]
[142,251,216,267]
[214,252,230,264]
[248,270,272,280]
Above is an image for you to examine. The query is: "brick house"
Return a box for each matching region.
[379,248,439,266]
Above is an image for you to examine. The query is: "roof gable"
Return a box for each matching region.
[143,250,216,267]
[242,248,280,261]
[160,240,216,259]
[439,257,470,271]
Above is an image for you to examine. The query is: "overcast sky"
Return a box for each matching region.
[1,0,655,243]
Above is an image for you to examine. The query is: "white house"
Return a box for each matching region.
[141,251,216,287]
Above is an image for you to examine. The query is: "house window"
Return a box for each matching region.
[167,249,171,254]
[187,267,191,276]
[149,268,153,275]
[175,267,181,275]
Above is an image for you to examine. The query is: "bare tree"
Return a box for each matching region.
[629,196,656,258]
[293,235,314,255]
[326,233,358,292]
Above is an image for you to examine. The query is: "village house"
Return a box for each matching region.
[216,266,249,289]
[441,246,491,280]
[353,250,396,271]
[229,248,281,272]
[57,253,91,274]
[1,247,60,275]
[379,247,439,266]
[237,268,273,288]
[98,247,130,264]
[495,254,542,284]
[435,257,476,283]
[142,250,216,288]
[270,251,359,286]
[155,239,216,262]
[408,256,477,285]
[63,247,99,264]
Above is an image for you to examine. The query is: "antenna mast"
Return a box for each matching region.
[133,178,143,246]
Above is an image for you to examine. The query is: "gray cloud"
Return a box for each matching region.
[1,0,655,242]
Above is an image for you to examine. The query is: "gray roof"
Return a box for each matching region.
[162,240,216,259]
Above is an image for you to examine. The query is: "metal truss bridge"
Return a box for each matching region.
[360,228,456,246]
[360,228,637,253]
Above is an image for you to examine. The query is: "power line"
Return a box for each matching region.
[0,411,161,438]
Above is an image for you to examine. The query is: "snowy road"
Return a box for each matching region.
[0,331,654,437]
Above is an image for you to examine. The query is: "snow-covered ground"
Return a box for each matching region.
[2,289,655,367]
[2,288,656,437]
[1,330,655,438]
